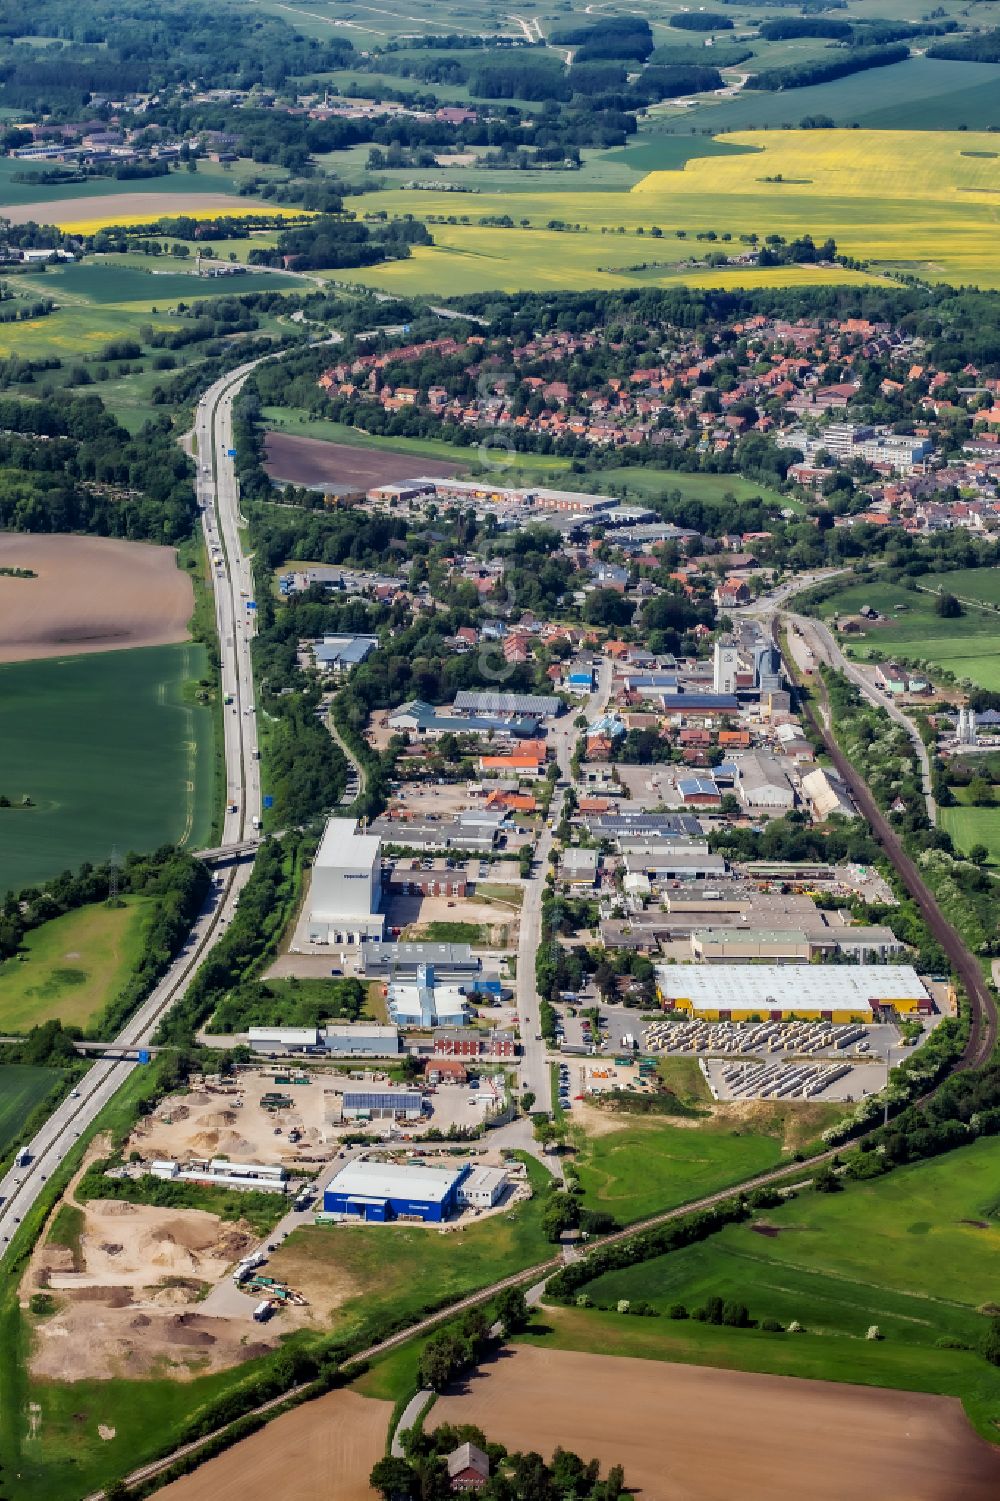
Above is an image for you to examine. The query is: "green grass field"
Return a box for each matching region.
[548,1138,1000,1435]
[595,465,794,512]
[38,262,301,305]
[941,807,1000,862]
[0,157,259,210]
[0,898,152,1032]
[675,57,1000,133]
[0,644,214,894]
[819,575,1000,691]
[572,1101,842,1225]
[0,1065,58,1152]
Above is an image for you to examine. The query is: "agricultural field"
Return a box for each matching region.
[817,574,1000,691]
[341,130,1000,292]
[0,157,260,211]
[260,407,574,480]
[263,432,463,491]
[570,1099,842,1224]
[676,56,1000,133]
[555,1137,1000,1437]
[435,1343,1000,1501]
[0,536,195,664]
[0,644,215,893]
[35,262,303,306]
[0,1066,58,1154]
[0,898,152,1033]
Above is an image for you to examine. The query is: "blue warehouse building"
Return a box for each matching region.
[323,1159,469,1222]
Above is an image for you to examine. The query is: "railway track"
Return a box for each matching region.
[780,619,997,1071]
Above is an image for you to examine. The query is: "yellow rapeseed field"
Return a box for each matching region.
[342,129,1000,294]
[50,204,307,234]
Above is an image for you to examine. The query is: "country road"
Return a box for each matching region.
[790,611,937,826]
[0,359,264,1260]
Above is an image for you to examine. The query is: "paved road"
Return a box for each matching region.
[514,662,615,1114]
[790,611,937,826]
[0,362,263,1260]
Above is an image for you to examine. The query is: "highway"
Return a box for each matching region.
[0,360,263,1258]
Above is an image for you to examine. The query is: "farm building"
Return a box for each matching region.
[447,1442,490,1492]
[655,963,931,1022]
[340,1089,424,1121]
[323,1158,469,1222]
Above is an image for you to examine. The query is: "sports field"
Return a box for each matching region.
[0,644,214,893]
[0,898,152,1032]
[342,129,1000,292]
[0,1065,57,1153]
[819,575,1000,691]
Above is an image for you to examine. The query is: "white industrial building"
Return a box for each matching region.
[149,1159,288,1192]
[456,1166,508,1209]
[307,816,385,945]
[248,1026,320,1053]
[386,963,471,1028]
[324,1024,401,1056]
[655,963,931,1021]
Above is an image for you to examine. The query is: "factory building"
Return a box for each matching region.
[360,941,481,981]
[324,1024,401,1056]
[655,963,931,1022]
[150,1159,288,1192]
[323,1158,470,1221]
[307,816,385,945]
[386,963,471,1028]
[456,1166,508,1209]
[248,1026,320,1053]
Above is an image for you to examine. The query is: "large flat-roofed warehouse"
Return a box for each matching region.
[360,941,481,981]
[307,816,385,945]
[323,1158,469,1221]
[655,964,931,1022]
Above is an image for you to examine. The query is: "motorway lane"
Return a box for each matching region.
[0,363,264,1259]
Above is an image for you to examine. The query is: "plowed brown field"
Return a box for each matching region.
[0,534,192,662]
[434,1345,1000,1500]
[263,432,462,491]
[155,1389,390,1501]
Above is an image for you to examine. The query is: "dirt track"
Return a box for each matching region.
[0,534,192,662]
[263,431,463,491]
[155,1389,390,1501]
[433,1345,1000,1500]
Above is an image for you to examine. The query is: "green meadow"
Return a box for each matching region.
[572,1102,842,1225]
[0,898,152,1032]
[549,1138,1000,1436]
[0,1065,59,1153]
[819,574,1000,691]
[0,644,214,893]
